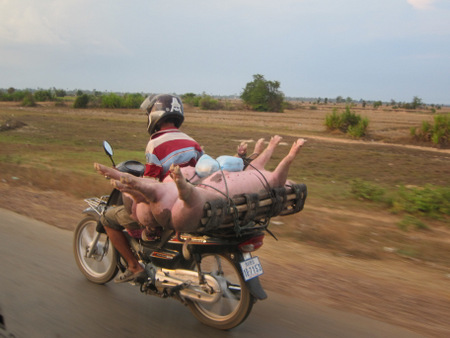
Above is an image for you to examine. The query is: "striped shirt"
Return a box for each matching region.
[144,128,203,181]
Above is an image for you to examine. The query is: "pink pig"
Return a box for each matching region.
[94,136,306,232]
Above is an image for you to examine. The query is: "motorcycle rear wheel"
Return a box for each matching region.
[187,253,254,330]
[73,215,118,284]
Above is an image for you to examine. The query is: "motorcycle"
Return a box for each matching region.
[73,141,307,330]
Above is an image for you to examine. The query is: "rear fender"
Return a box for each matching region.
[81,208,105,233]
[246,276,267,300]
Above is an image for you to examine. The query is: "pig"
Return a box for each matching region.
[94,136,305,232]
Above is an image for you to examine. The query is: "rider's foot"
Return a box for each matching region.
[114,269,147,284]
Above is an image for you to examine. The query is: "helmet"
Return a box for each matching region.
[140,94,184,135]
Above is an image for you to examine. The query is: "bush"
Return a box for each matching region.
[350,179,386,202]
[21,92,36,107]
[397,215,428,231]
[395,185,450,218]
[0,90,27,102]
[199,95,223,110]
[101,93,123,108]
[325,106,369,137]
[73,94,89,108]
[347,117,369,138]
[325,108,341,129]
[411,114,449,146]
[34,89,54,102]
[123,93,145,109]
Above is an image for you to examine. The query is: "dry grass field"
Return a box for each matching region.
[0,101,449,336]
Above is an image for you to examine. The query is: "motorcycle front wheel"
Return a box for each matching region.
[187,253,254,330]
[73,215,118,284]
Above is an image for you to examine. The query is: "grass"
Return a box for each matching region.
[1,102,449,267]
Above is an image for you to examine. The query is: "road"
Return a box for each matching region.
[0,208,423,338]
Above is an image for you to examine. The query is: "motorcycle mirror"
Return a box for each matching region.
[102,140,116,167]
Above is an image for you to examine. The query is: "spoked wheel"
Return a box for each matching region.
[73,216,118,284]
[187,253,254,330]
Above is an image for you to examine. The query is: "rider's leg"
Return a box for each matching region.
[101,206,144,274]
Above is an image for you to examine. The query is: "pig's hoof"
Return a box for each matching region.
[169,164,182,182]
[170,164,193,201]
[254,138,265,154]
[290,138,305,156]
[269,135,282,148]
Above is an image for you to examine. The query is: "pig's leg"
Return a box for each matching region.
[94,163,123,180]
[170,164,222,231]
[112,173,180,229]
[170,164,200,203]
[253,137,266,155]
[267,138,306,187]
[246,135,282,170]
[110,179,149,203]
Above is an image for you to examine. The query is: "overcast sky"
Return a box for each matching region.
[1,0,449,104]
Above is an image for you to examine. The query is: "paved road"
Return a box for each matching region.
[0,208,423,338]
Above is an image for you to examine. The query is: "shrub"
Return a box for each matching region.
[411,114,449,146]
[325,106,369,137]
[73,94,89,108]
[397,215,428,231]
[325,108,341,130]
[347,117,369,138]
[181,93,198,106]
[101,93,123,108]
[396,185,450,218]
[123,93,145,109]
[21,92,36,107]
[34,89,54,101]
[199,95,223,110]
[350,179,386,202]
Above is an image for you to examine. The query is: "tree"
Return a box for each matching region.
[240,74,285,112]
[373,101,382,109]
[411,96,423,109]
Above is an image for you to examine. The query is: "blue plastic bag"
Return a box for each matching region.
[217,156,244,172]
[195,155,244,178]
[195,154,220,177]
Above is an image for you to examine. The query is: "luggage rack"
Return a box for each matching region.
[196,183,307,237]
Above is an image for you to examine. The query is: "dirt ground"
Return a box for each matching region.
[1,180,449,337]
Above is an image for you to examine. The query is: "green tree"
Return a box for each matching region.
[240,74,285,112]
[411,96,423,109]
[373,101,382,109]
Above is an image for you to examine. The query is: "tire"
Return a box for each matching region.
[187,253,254,330]
[73,215,119,284]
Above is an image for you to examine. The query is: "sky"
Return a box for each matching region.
[0,0,449,104]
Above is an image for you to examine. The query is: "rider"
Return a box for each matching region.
[101,94,203,283]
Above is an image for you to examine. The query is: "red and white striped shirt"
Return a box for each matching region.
[144,128,203,181]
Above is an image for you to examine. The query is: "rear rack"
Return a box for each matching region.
[84,195,110,215]
[196,183,307,237]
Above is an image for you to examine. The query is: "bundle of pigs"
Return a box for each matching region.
[95,136,307,236]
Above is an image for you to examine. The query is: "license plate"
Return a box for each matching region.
[240,256,264,281]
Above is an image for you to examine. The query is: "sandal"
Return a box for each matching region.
[114,269,147,284]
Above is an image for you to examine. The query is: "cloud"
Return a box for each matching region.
[0,0,129,54]
[407,0,436,10]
